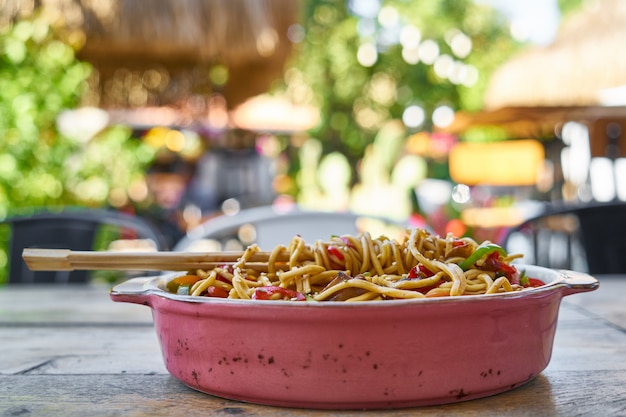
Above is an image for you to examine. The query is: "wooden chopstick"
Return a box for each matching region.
[22,248,290,272]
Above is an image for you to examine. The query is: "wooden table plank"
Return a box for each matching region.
[2,371,626,417]
[549,318,626,371]
[0,326,166,375]
[562,276,626,330]
[0,284,153,324]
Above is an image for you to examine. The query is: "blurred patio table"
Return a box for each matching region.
[1,277,625,416]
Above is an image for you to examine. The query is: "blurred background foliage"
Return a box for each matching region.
[558,0,585,15]
[0,13,155,216]
[280,0,518,169]
[276,0,520,223]
[0,12,156,282]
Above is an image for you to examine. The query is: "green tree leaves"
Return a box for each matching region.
[283,0,517,172]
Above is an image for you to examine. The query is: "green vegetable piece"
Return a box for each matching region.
[519,270,528,286]
[166,281,178,294]
[458,242,507,271]
[177,285,191,296]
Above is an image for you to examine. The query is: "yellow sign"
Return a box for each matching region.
[449,139,544,186]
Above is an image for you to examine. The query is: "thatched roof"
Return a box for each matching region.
[76,0,296,67]
[442,0,626,155]
[4,0,299,108]
[484,0,626,109]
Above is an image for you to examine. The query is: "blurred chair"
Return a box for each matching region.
[173,205,408,252]
[501,202,626,274]
[2,208,168,284]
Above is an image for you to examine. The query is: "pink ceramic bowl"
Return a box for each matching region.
[110,265,598,409]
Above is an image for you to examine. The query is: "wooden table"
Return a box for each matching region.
[1,277,625,416]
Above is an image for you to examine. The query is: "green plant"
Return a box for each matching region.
[282,0,518,176]
[0,13,156,283]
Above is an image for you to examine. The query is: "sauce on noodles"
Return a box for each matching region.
[166,228,543,301]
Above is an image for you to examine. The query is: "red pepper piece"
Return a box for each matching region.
[327,246,344,261]
[326,245,345,269]
[482,252,518,284]
[406,265,441,294]
[526,278,544,288]
[252,286,306,301]
[407,265,435,279]
[204,286,229,298]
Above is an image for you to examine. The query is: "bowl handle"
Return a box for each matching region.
[110,277,155,305]
[558,269,600,296]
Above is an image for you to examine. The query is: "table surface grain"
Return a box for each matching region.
[1,275,626,417]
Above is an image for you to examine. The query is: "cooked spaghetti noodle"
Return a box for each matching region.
[167,228,540,301]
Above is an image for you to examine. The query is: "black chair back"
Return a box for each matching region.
[502,202,626,274]
[2,209,167,283]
